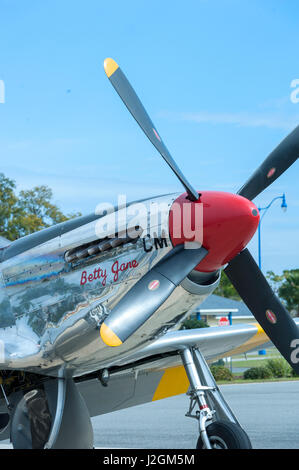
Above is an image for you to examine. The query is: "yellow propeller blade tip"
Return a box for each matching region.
[100,322,123,347]
[104,58,119,78]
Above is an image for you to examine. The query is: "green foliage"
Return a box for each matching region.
[243,358,295,380]
[210,365,233,382]
[211,359,225,367]
[290,368,299,378]
[243,366,273,380]
[0,173,81,240]
[214,272,241,300]
[265,358,292,378]
[267,270,299,316]
[181,317,209,329]
[0,173,19,240]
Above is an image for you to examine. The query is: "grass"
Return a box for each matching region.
[224,349,283,369]
[214,349,299,384]
[217,376,299,385]
[231,358,271,368]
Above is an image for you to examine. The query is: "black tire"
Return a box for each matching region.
[196,420,252,449]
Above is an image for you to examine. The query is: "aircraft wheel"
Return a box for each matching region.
[196,420,252,449]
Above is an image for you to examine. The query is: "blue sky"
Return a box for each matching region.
[0,0,298,274]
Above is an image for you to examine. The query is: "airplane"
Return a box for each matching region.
[0,57,298,450]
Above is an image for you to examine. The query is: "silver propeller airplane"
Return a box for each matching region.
[0,58,298,449]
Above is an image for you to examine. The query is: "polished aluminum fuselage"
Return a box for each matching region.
[0,194,219,378]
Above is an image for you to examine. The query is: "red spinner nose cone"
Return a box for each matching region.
[169,191,259,272]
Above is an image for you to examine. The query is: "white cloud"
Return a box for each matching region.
[160,110,299,131]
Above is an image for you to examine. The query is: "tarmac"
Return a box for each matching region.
[1,380,298,449]
[90,380,299,449]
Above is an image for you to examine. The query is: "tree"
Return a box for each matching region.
[0,173,80,241]
[181,318,209,329]
[0,173,20,240]
[214,272,241,300]
[267,269,299,317]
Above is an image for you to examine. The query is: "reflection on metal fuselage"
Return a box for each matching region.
[0,194,219,378]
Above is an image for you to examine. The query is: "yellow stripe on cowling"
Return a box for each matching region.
[152,366,190,401]
[222,323,269,357]
[100,323,122,347]
[104,58,119,78]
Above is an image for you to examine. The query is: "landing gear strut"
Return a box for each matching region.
[180,347,252,449]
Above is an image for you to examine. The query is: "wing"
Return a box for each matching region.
[0,321,296,442]
[73,321,289,419]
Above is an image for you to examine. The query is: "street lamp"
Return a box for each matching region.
[257,193,287,270]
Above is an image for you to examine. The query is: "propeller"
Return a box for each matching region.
[100,244,208,346]
[226,126,298,371]
[237,125,299,201]
[225,249,299,374]
[103,57,299,368]
[103,58,199,202]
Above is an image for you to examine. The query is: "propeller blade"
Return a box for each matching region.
[224,249,299,374]
[103,58,199,202]
[100,244,208,346]
[237,126,299,201]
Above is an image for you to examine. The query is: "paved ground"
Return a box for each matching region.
[1,381,299,449]
[90,381,299,449]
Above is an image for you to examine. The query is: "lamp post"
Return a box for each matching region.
[257,194,287,356]
[257,193,287,270]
